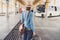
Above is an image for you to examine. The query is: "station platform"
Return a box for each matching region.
[1,15,60,40]
[0,13,21,40]
[0,0,60,40]
[34,17,60,40]
[0,8,60,40]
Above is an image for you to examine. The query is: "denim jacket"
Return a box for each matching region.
[22,11,34,32]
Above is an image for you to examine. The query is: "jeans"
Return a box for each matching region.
[23,29,33,40]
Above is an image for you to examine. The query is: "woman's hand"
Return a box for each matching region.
[33,32,36,36]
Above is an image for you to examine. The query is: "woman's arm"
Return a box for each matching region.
[22,12,24,24]
[30,12,35,32]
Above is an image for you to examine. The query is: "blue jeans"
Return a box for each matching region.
[23,29,33,40]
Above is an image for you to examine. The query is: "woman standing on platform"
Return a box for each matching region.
[21,6,35,40]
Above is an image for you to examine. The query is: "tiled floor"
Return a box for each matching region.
[4,20,21,40]
[34,17,60,40]
[4,16,60,40]
[0,13,21,40]
[0,13,60,40]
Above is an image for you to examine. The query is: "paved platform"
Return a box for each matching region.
[4,20,21,40]
[0,13,21,40]
[0,13,60,40]
[4,16,60,40]
[34,17,60,40]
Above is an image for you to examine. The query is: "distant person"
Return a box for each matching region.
[21,7,35,40]
[20,8,22,14]
[55,6,57,11]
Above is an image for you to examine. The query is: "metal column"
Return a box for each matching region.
[6,0,9,18]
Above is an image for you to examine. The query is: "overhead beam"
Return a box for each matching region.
[45,0,50,9]
[54,0,56,6]
[17,0,26,5]
[33,0,41,5]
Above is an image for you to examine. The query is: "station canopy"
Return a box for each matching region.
[17,0,42,6]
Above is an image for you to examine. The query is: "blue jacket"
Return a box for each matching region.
[22,11,34,32]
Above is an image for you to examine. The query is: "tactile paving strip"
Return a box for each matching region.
[4,20,21,40]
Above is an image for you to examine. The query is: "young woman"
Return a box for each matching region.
[22,7,35,40]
